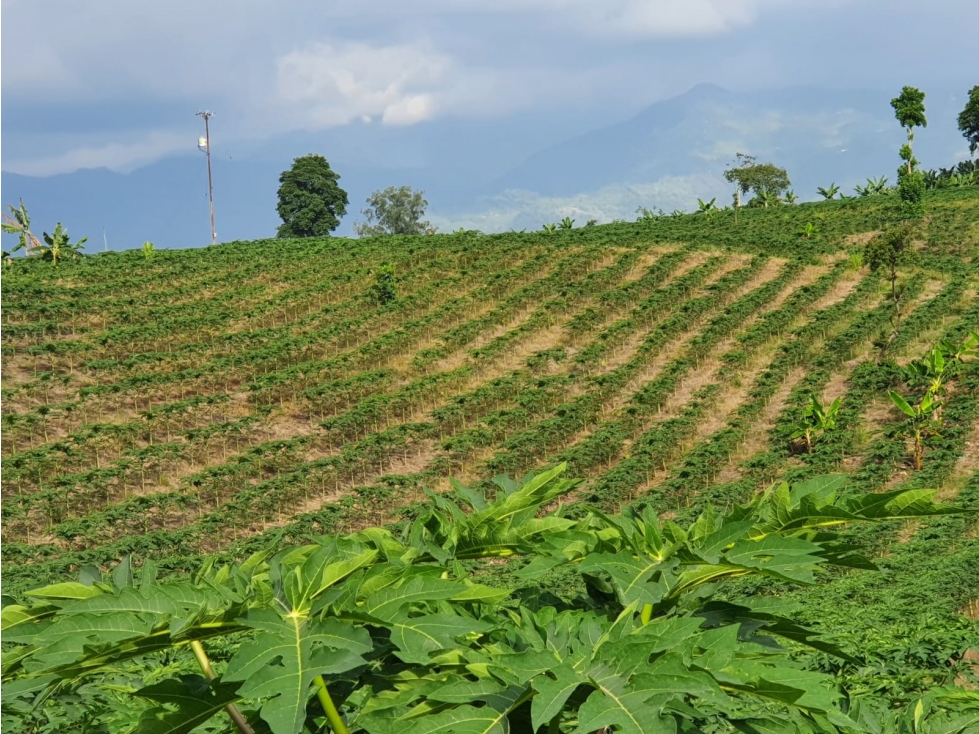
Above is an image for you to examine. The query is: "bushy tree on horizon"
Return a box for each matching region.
[355,186,434,237]
[891,86,927,219]
[723,153,791,221]
[275,154,349,238]
[957,84,979,157]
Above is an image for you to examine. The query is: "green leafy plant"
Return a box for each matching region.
[798,221,818,239]
[141,241,155,260]
[696,197,718,222]
[1,200,42,256]
[865,224,917,358]
[1,465,964,734]
[789,393,842,452]
[542,223,557,233]
[817,183,840,200]
[956,84,979,157]
[784,189,799,204]
[888,390,941,470]
[724,152,791,221]
[36,223,87,265]
[355,186,433,237]
[368,264,397,305]
[558,217,575,230]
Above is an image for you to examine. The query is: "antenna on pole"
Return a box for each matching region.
[196,110,217,246]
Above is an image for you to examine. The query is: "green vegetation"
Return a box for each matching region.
[276,155,349,239]
[958,85,979,156]
[355,187,434,237]
[2,183,979,732]
[891,86,928,220]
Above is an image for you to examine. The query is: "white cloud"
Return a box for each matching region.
[427,174,731,232]
[276,41,451,128]
[2,131,191,176]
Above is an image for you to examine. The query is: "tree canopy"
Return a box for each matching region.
[275,154,349,238]
[355,186,434,237]
[957,85,979,156]
[723,153,791,207]
[891,86,927,132]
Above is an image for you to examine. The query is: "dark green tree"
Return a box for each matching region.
[723,153,791,221]
[957,85,979,157]
[354,186,434,237]
[275,154,348,238]
[891,86,927,219]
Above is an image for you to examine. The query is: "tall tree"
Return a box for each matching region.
[275,155,348,238]
[355,186,434,237]
[890,86,927,219]
[723,153,791,221]
[957,85,979,157]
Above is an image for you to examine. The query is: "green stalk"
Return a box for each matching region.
[191,640,255,734]
[547,711,563,734]
[314,674,350,734]
[640,604,653,625]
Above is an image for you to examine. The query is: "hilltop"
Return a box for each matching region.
[2,188,978,727]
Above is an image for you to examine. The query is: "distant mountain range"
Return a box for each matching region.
[2,84,972,250]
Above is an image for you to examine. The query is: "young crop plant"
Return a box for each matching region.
[888,389,941,470]
[864,224,917,359]
[142,241,155,260]
[542,222,557,233]
[798,221,818,239]
[817,183,840,200]
[368,264,397,305]
[558,216,575,230]
[2,465,967,734]
[789,393,842,453]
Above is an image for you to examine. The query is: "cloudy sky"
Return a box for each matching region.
[4,0,977,177]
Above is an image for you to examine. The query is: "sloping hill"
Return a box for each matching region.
[2,189,978,705]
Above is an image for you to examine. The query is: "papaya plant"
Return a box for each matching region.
[1,465,965,734]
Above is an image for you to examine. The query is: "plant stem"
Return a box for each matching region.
[640,604,653,625]
[190,640,255,734]
[314,675,350,734]
[547,711,563,734]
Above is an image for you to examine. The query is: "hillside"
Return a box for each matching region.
[2,188,979,727]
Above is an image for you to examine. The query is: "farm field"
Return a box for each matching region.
[2,187,978,732]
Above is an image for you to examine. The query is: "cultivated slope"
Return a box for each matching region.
[3,191,978,681]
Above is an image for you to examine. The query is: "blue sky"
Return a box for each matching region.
[4,0,976,177]
[2,1,977,245]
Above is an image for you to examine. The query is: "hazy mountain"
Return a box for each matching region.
[2,84,971,250]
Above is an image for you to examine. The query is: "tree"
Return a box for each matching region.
[891,86,927,219]
[865,224,917,359]
[368,264,397,305]
[354,186,433,237]
[723,153,791,221]
[275,154,348,238]
[957,85,979,156]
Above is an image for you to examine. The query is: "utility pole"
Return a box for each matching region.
[196,111,217,245]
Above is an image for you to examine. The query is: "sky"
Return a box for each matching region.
[2,0,978,244]
[4,0,977,177]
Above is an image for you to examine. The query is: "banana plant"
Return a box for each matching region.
[753,189,780,208]
[888,390,942,470]
[541,222,557,233]
[696,197,718,222]
[784,189,799,204]
[1,200,42,255]
[817,183,840,200]
[789,393,842,453]
[142,241,155,260]
[38,223,88,265]
[2,465,962,734]
[557,217,575,230]
[798,221,818,239]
